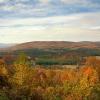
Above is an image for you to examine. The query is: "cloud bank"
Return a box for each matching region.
[0,0,100,43]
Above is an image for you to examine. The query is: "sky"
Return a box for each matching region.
[0,0,100,43]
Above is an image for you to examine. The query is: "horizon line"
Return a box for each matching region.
[0,40,100,44]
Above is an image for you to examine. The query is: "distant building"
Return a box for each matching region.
[27,56,36,66]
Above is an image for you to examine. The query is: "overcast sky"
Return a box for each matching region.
[0,0,100,43]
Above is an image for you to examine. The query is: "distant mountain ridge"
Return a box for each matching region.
[0,41,100,52]
[0,43,15,48]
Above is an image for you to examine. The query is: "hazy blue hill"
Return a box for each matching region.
[0,43,15,48]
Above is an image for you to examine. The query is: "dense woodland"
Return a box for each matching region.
[0,48,100,65]
[0,52,100,100]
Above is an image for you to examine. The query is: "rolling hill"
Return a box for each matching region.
[1,41,100,51]
[0,41,100,65]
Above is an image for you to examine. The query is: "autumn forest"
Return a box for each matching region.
[0,49,100,100]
